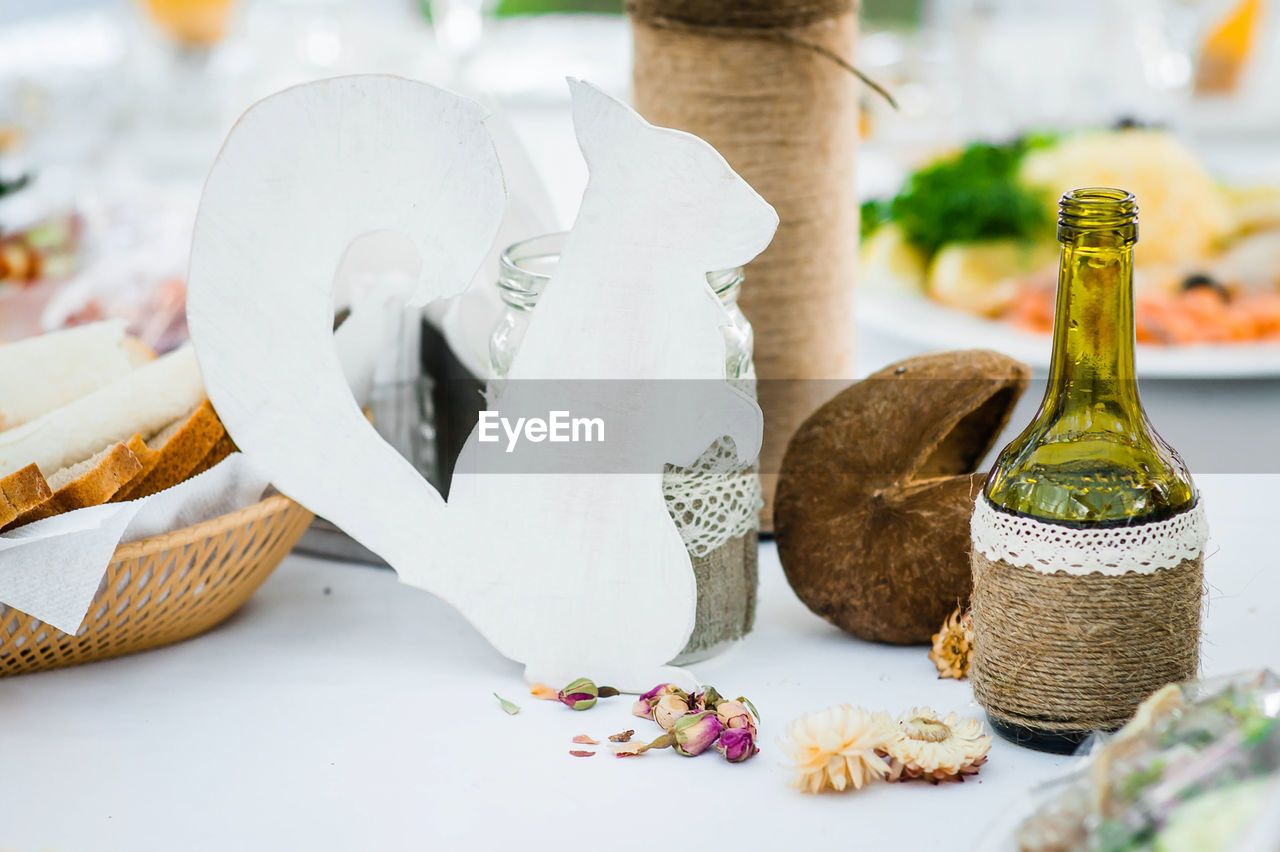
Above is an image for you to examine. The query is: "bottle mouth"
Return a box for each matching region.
[498,231,744,308]
[498,232,565,302]
[1057,187,1138,244]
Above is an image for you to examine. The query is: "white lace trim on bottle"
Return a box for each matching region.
[664,436,763,558]
[970,493,1208,577]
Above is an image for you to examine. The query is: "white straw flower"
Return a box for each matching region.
[778,705,897,793]
[882,707,991,783]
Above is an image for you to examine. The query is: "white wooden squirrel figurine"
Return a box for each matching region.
[187,75,777,692]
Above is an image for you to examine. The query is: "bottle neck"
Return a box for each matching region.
[1042,235,1141,421]
[983,187,1197,527]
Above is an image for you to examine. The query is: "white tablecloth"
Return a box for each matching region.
[2,474,1275,850]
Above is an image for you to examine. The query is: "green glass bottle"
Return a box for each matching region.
[980,187,1197,751]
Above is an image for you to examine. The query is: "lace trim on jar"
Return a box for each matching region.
[970,494,1208,577]
[664,436,763,557]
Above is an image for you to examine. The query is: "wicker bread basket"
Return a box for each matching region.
[0,494,313,677]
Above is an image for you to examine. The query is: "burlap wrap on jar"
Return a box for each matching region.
[664,437,763,662]
[969,496,1209,734]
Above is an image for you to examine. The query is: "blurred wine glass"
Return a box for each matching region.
[125,0,244,179]
[426,0,498,70]
[140,0,240,51]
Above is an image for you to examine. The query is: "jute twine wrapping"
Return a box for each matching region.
[630,0,860,530]
[970,551,1203,733]
[679,530,758,658]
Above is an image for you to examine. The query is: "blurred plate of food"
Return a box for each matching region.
[0,163,84,343]
[0,158,196,350]
[859,126,1280,377]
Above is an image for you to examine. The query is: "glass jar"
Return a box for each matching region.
[490,232,754,382]
[488,232,761,664]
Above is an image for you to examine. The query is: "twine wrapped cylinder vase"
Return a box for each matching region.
[969,496,1208,745]
[630,0,859,529]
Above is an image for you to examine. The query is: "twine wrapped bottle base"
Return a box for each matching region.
[970,496,1207,745]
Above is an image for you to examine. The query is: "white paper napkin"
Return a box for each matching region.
[0,453,271,635]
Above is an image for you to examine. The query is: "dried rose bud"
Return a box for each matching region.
[672,710,725,757]
[652,692,692,732]
[640,683,679,702]
[558,677,599,711]
[693,686,723,712]
[715,700,756,732]
[633,683,682,720]
[716,726,758,763]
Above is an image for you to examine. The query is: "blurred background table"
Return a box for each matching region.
[4,0,1280,473]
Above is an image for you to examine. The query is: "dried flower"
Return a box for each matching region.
[778,705,896,793]
[612,732,673,757]
[715,700,757,732]
[531,678,619,710]
[633,683,682,720]
[558,678,600,711]
[572,735,599,745]
[608,730,635,743]
[653,692,692,732]
[882,707,991,783]
[929,607,974,680]
[613,742,650,757]
[717,726,758,763]
[620,683,756,763]
[694,686,723,712]
[640,683,678,702]
[494,693,520,715]
[672,710,725,757]
[569,750,595,758]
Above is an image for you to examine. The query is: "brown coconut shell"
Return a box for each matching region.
[774,350,1031,644]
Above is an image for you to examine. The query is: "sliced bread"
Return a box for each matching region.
[123,432,159,480]
[186,433,238,480]
[5,442,143,529]
[0,463,53,528]
[0,320,142,432]
[114,400,226,502]
[0,345,204,479]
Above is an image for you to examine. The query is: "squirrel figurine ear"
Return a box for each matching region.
[571,77,778,271]
[774,350,1031,644]
[569,79,636,138]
